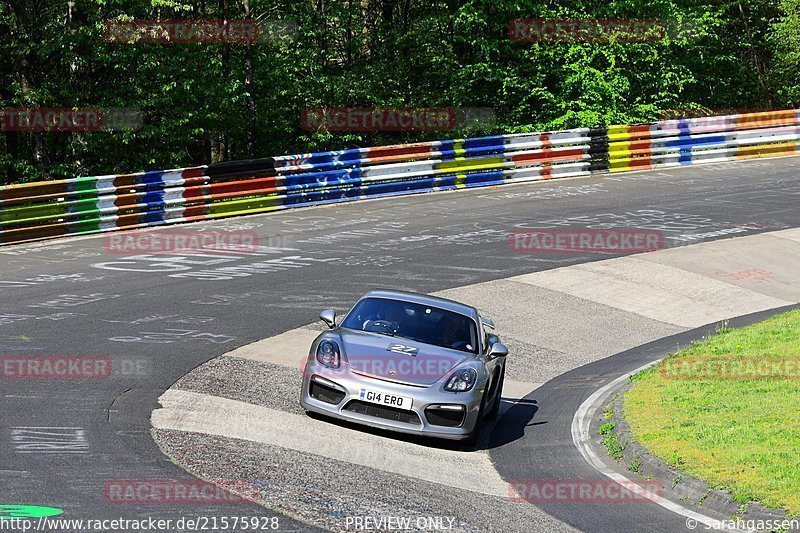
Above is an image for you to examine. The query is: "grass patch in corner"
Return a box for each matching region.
[624,309,800,515]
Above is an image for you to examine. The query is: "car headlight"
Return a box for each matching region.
[316,340,341,368]
[444,367,477,392]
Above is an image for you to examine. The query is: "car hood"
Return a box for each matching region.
[339,329,468,386]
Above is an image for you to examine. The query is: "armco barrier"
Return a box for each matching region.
[1,109,799,245]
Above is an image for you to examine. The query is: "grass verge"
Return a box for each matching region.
[625,309,800,515]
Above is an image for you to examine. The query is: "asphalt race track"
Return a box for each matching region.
[2,156,800,531]
[491,304,799,533]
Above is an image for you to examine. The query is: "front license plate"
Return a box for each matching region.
[359,388,412,410]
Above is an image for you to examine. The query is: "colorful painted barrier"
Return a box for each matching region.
[1,109,799,245]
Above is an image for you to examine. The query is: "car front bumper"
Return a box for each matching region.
[299,362,485,440]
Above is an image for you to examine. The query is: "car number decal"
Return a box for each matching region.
[386,343,419,356]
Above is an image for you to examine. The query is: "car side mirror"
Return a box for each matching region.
[488,342,508,358]
[319,309,337,329]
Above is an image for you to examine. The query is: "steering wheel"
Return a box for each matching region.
[365,319,399,335]
[449,341,469,350]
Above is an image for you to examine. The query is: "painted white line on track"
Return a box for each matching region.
[571,360,753,532]
[154,389,511,498]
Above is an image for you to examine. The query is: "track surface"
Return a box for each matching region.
[1,157,800,530]
[491,304,799,532]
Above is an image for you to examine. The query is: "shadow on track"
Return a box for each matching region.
[303,395,540,452]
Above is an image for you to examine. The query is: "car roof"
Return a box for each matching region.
[362,289,479,319]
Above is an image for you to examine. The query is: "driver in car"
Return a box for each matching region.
[362,302,407,335]
[382,303,408,335]
[440,314,470,351]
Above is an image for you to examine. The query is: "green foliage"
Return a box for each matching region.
[769,0,800,106]
[0,0,797,183]
[598,419,626,460]
[599,421,615,435]
[603,431,626,460]
[628,454,642,474]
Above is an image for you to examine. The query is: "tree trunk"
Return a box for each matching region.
[211,0,231,163]
[243,0,255,158]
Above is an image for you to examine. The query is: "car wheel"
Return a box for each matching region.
[484,365,505,421]
[464,388,488,447]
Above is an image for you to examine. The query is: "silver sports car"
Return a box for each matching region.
[300,289,508,442]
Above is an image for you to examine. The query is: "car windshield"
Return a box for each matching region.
[341,297,479,354]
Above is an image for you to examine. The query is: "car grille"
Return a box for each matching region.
[425,406,465,427]
[310,380,346,405]
[344,400,421,425]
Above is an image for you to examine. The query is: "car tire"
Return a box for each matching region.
[464,388,488,447]
[484,365,505,421]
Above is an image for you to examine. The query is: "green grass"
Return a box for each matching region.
[625,309,800,516]
[599,421,626,459]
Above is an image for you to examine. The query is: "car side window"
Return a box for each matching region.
[482,325,498,354]
[478,320,493,353]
